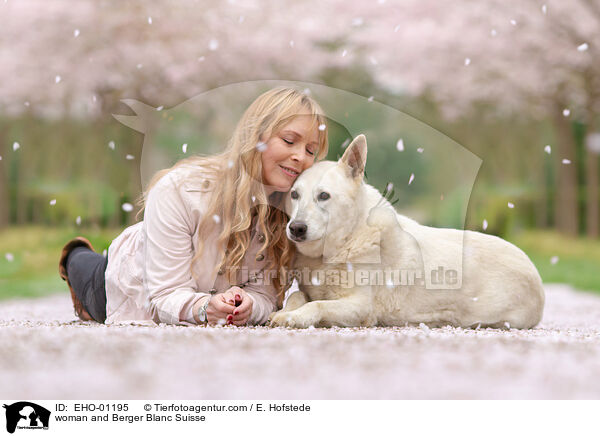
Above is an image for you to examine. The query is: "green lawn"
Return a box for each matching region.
[508,230,600,295]
[0,226,121,300]
[0,226,599,301]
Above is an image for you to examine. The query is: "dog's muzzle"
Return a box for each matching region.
[288,221,308,241]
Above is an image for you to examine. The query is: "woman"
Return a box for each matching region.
[58,87,329,326]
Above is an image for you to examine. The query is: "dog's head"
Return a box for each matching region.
[285,134,367,257]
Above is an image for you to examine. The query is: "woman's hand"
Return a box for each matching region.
[221,287,254,326]
[204,287,239,325]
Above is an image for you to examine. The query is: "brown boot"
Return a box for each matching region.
[59,237,95,321]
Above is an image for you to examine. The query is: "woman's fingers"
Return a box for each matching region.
[230,293,253,325]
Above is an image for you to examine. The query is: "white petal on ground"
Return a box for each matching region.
[562,159,571,165]
[408,173,415,185]
[49,199,56,206]
[126,154,135,160]
[577,43,589,52]
[396,139,404,151]
[13,142,20,151]
[108,141,115,150]
[544,145,551,154]
[182,143,188,154]
[508,202,515,209]
[121,203,133,212]
[550,256,559,265]
[483,219,488,230]
[504,322,511,329]
[256,142,267,152]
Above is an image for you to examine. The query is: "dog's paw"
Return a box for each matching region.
[269,311,312,329]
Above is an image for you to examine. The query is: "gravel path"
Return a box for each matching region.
[1,284,599,399]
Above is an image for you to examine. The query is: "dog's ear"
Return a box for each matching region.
[339,134,367,179]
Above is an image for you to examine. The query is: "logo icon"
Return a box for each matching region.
[2,402,50,434]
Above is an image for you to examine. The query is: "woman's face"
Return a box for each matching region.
[260,114,321,194]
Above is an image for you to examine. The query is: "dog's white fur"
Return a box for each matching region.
[269,135,545,329]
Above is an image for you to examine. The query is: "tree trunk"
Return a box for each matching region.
[554,108,579,236]
[586,145,599,238]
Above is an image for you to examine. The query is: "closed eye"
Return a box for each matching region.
[282,138,293,145]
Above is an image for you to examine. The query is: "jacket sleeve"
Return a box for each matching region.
[142,172,209,324]
[243,279,280,326]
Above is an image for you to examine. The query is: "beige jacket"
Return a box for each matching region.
[104,165,279,326]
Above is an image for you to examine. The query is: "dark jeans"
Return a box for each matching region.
[66,246,108,323]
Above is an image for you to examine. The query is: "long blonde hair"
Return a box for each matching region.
[139,86,329,307]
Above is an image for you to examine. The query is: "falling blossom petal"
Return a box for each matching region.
[550,256,559,265]
[55,75,61,84]
[182,143,188,153]
[148,16,152,24]
[198,56,205,62]
[386,182,393,192]
[369,56,378,65]
[227,160,234,168]
[24,101,30,107]
[507,202,515,209]
[396,139,404,151]
[510,19,517,25]
[208,39,219,51]
[542,4,547,14]
[256,141,267,152]
[341,49,348,57]
[311,275,321,286]
[102,249,107,257]
[13,142,20,151]
[408,173,415,185]
[251,196,256,203]
[76,216,81,226]
[544,145,551,154]
[122,203,133,212]
[73,29,80,37]
[49,199,56,206]
[341,138,350,149]
[394,24,401,32]
[212,214,221,224]
[0,156,2,161]
[464,57,471,66]
[346,262,353,272]
[482,219,488,230]
[136,64,143,69]
[289,40,294,48]
[318,124,326,131]
[491,29,497,37]
[386,277,395,288]
[351,17,363,27]
[368,96,374,102]
[108,141,115,150]
[126,154,135,160]
[562,159,571,164]
[5,253,14,262]
[563,109,570,117]
[577,43,589,52]
[504,321,511,329]
[472,297,479,301]
[417,147,424,153]
[238,15,244,23]
[156,106,164,111]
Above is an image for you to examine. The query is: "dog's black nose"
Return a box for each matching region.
[289,221,308,240]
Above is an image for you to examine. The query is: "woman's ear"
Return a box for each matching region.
[339,134,367,178]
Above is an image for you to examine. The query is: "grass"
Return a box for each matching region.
[508,230,600,295]
[0,226,121,300]
[1,226,599,301]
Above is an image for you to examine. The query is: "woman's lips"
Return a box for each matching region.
[279,165,299,178]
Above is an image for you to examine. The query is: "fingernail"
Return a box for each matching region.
[227,315,233,321]
[235,294,241,299]
[229,300,234,304]
[233,311,239,315]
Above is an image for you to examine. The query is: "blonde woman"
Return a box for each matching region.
[58,87,329,326]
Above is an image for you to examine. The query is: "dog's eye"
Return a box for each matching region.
[318,192,330,201]
[290,190,299,200]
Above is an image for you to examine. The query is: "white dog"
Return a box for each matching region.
[269,135,545,329]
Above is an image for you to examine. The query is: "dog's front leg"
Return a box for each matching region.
[267,291,309,323]
[270,289,374,328]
